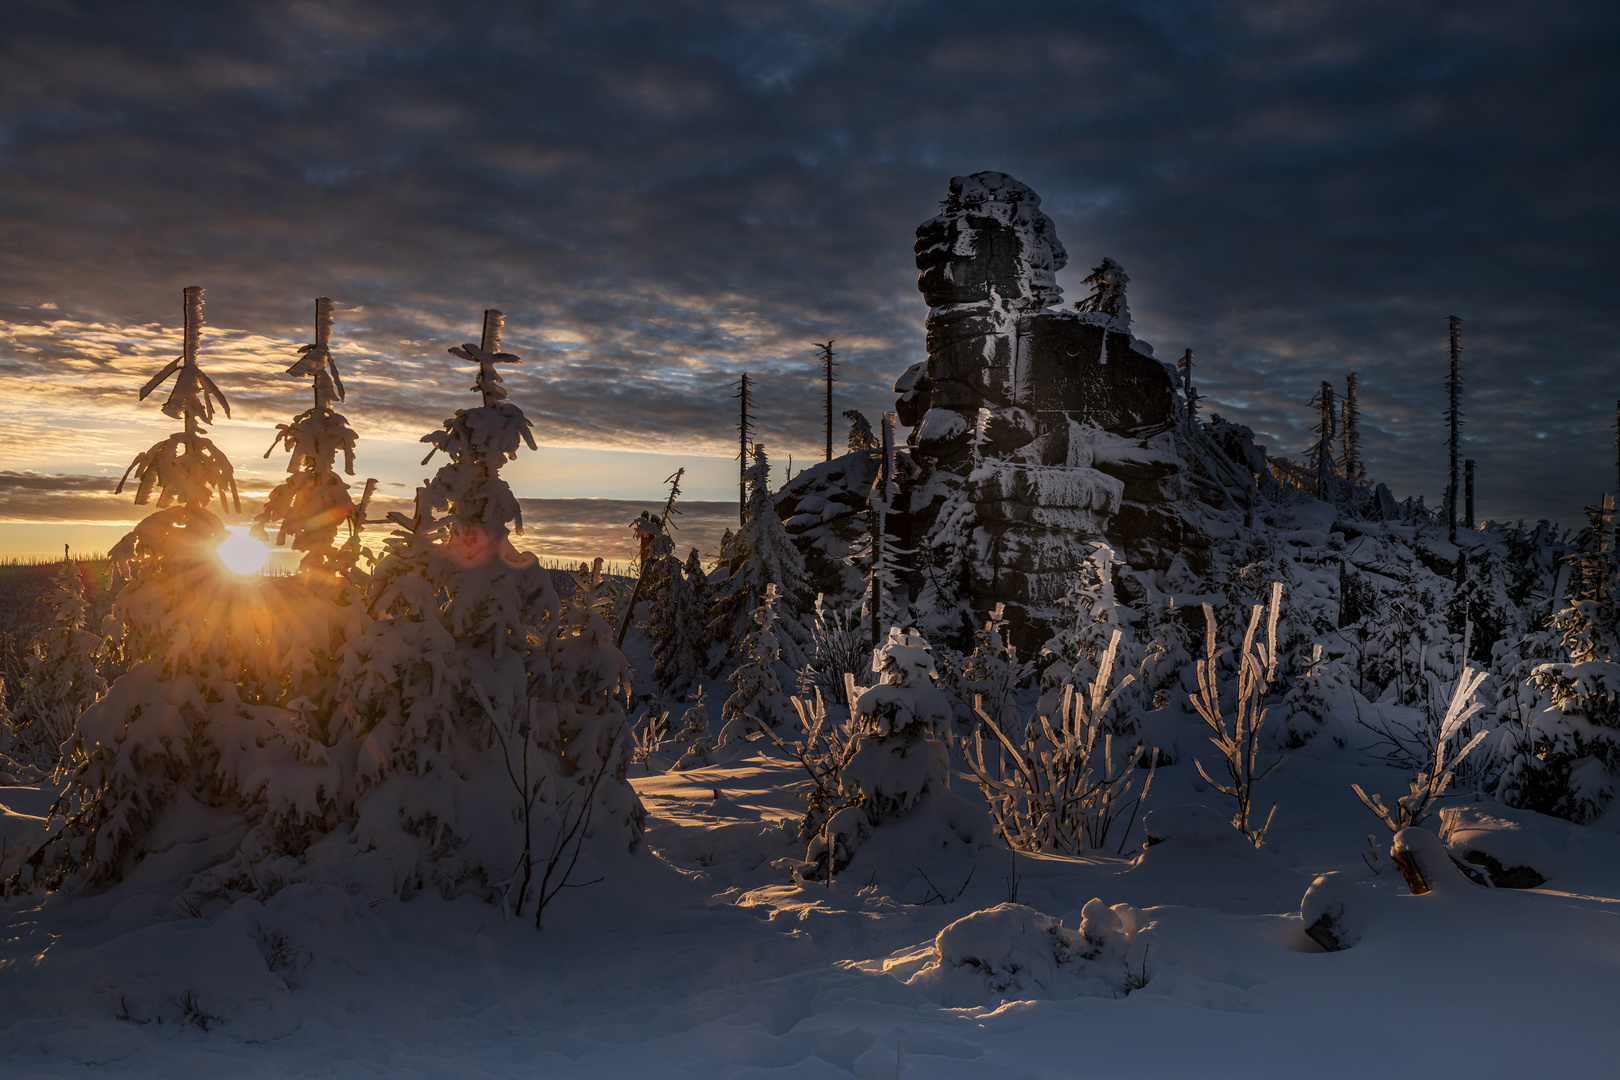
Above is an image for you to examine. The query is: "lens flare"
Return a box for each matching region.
[217,526,270,576]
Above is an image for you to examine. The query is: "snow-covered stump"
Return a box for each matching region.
[1390,827,1489,895]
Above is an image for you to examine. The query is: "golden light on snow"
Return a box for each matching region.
[217,526,271,576]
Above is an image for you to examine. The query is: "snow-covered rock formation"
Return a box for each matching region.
[779,172,1223,653]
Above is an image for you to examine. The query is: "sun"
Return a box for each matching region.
[217,526,271,576]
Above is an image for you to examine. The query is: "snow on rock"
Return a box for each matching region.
[969,461,1123,516]
[1438,803,1620,890]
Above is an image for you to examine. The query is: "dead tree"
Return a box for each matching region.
[1446,316,1463,544]
[734,373,753,526]
[814,340,836,462]
[1341,371,1363,483]
[868,413,896,645]
[1465,458,1476,530]
[1308,381,1338,502]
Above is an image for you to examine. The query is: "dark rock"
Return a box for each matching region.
[1459,849,1546,889]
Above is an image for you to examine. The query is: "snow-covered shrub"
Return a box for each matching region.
[1190,584,1283,846]
[9,557,106,764]
[908,899,1144,1005]
[964,628,1155,855]
[797,591,872,703]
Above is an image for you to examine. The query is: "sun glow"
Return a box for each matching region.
[217,526,271,576]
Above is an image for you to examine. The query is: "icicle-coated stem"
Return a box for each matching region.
[1191,583,1283,846]
[481,309,503,354]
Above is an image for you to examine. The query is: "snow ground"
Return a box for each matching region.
[2,745,1617,1080]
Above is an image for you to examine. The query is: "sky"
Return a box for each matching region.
[1,0,1616,563]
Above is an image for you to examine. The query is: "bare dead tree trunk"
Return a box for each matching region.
[814,340,836,462]
[1341,371,1362,483]
[1447,316,1463,544]
[1465,458,1475,530]
[735,373,753,527]
[869,413,893,646]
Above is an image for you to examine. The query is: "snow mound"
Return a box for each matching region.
[59,912,297,1041]
[905,899,1142,1005]
[1142,803,1245,848]
[1301,871,1373,950]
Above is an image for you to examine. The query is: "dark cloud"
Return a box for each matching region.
[1,0,1616,531]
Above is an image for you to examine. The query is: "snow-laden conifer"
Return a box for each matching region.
[843,408,878,452]
[1074,257,1130,331]
[254,297,374,584]
[709,444,810,665]
[718,583,794,744]
[19,287,324,890]
[340,313,640,914]
[649,546,710,700]
[1037,543,1142,733]
[671,691,715,771]
[1501,504,1620,822]
[806,628,962,876]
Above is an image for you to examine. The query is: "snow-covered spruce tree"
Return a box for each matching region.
[718,583,795,744]
[1500,505,1620,823]
[709,443,810,666]
[671,690,715,771]
[338,311,641,916]
[253,297,374,585]
[16,286,307,890]
[649,546,710,701]
[805,628,965,878]
[242,297,377,753]
[10,557,106,765]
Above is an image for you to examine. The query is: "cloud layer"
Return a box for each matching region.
[2,0,1616,535]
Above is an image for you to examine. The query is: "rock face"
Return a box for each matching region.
[781,171,1220,654]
